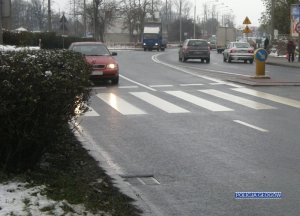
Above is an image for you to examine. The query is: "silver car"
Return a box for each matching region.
[179,39,210,63]
[223,42,254,64]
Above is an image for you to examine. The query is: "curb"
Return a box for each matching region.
[73,127,162,216]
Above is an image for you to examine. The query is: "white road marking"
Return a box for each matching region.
[179,84,204,86]
[118,85,139,89]
[199,89,275,110]
[233,120,269,132]
[152,54,244,87]
[120,74,157,91]
[165,91,233,112]
[233,88,300,108]
[83,107,100,116]
[210,83,225,85]
[149,85,174,88]
[97,93,147,115]
[130,92,190,113]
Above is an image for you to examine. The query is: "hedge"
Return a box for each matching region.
[3,31,95,49]
[0,49,92,172]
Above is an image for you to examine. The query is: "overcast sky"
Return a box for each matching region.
[53,0,265,27]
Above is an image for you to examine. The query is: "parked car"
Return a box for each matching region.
[223,42,254,64]
[179,39,210,63]
[69,42,119,84]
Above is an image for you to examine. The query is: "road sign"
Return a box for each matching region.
[243,16,252,25]
[255,49,268,62]
[243,25,252,34]
[295,22,300,34]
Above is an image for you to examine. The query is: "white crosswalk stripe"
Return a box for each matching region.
[83,88,300,117]
[83,107,100,117]
[232,88,300,108]
[96,93,147,115]
[130,92,190,113]
[165,91,233,112]
[199,89,276,110]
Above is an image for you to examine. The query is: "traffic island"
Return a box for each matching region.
[251,48,270,79]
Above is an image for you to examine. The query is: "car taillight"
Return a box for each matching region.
[230,49,236,53]
[248,49,254,53]
[183,47,189,52]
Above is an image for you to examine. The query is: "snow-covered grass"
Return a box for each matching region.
[0,182,92,215]
[0,45,40,51]
[0,182,104,216]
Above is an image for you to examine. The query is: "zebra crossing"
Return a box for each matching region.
[82,88,300,117]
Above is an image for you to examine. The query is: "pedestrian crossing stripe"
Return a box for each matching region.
[96,93,147,115]
[165,91,233,112]
[90,89,300,116]
[130,92,190,113]
[199,89,276,110]
[232,88,300,108]
[83,107,100,117]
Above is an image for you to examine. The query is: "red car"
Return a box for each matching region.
[69,42,119,84]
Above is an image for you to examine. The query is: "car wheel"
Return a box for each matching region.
[228,57,232,63]
[206,58,210,63]
[183,57,187,62]
[179,55,182,61]
[111,77,119,85]
[249,59,253,64]
[223,55,226,62]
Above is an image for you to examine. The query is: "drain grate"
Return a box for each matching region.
[121,175,160,186]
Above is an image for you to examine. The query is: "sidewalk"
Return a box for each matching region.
[266,55,300,68]
[226,55,300,86]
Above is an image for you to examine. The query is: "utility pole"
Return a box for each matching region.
[179,0,182,43]
[193,0,196,39]
[0,0,3,44]
[270,0,274,43]
[48,0,52,32]
[93,0,97,40]
[83,0,86,37]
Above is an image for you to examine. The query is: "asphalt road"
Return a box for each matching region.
[78,49,300,216]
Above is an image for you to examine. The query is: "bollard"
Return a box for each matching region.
[253,48,270,79]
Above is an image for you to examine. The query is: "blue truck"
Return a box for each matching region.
[142,22,167,51]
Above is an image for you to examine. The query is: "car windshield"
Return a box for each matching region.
[71,44,111,56]
[187,40,208,47]
[144,33,159,39]
[234,43,250,48]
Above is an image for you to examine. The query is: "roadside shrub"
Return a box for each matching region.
[3,30,96,49]
[0,49,92,172]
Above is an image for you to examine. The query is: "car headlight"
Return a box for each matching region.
[143,43,146,46]
[155,43,158,46]
[107,63,118,69]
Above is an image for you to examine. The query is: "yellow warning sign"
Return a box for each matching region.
[243,16,252,25]
[243,25,252,34]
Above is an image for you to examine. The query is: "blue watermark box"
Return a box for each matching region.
[235,192,282,199]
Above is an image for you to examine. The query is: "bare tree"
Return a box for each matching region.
[119,0,162,42]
